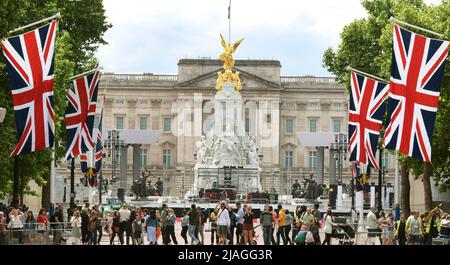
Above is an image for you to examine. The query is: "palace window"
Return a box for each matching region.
[140,148,148,167]
[309,119,318,132]
[308,151,317,169]
[115,116,124,130]
[245,118,250,133]
[333,119,341,133]
[163,117,172,133]
[139,117,148,130]
[285,119,294,134]
[284,151,293,169]
[163,149,172,168]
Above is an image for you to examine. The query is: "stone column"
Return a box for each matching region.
[120,145,128,190]
[328,150,336,185]
[317,147,324,185]
[132,144,141,183]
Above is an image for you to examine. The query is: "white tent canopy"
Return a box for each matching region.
[102,129,160,145]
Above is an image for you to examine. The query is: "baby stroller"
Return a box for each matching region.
[239,224,260,245]
[333,223,355,245]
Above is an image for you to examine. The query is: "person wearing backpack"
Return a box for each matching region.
[88,210,99,245]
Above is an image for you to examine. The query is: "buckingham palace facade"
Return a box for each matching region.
[56,58,396,198]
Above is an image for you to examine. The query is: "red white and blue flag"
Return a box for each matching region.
[348,71,389,169]
[65,70,100,160]
[1,20,57,156]
[383,25,449,162]
[94,108,104,173]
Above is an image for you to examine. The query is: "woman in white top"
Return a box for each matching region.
[8,209,24,244]
[70,211,82,245]
[322,208,337,245]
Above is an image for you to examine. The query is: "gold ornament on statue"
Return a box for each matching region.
[216,34,244,92]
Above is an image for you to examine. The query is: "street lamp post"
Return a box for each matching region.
[330,133,348,209]
[105,130,125,199]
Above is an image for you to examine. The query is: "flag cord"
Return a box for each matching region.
[68,68,102,81]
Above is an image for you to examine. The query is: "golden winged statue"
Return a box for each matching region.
[216,34,244,92]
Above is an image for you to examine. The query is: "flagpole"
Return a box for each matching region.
[389,17,444,39]
[68,68,101,81]
[8,13,61,35]
[228,0,231,43]
[347,66,390,84]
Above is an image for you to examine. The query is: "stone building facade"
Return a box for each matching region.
[56,58,396,198]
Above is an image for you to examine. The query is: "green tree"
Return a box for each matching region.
[323,0,450,211]
[0,0,111,208]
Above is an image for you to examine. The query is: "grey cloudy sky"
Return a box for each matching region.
[97,0,442,77]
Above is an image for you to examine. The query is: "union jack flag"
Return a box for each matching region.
[383,25,449,162]
[80,153,88,174]
[348,71,389,169]
[1,20,57,156]
[94,108,104,173]
[65,70,100,160]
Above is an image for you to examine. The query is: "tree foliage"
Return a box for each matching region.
[323,0,450,206]
[0,0,111,201]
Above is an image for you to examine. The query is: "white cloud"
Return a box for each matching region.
[97,0,443,76]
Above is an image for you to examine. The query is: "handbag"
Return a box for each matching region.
[305,231,315,244]
[294,231,307,244]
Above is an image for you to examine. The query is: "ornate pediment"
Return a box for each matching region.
[174,68,282,91]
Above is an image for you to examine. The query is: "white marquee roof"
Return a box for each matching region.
[102,129,160,145]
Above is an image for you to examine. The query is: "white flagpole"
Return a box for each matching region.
[50,146,56,205]
[228,0,231,43]
[390,17,444,39]
[347,67,389,84]
[68,68,102,81]
[8,13,61,35]
[394,152,399,205]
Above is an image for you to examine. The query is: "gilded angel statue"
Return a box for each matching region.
[219,34,244,70]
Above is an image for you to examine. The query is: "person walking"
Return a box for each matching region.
[70,211,82,245]
[23,210,36,244]
[235,202,244,244]
[269,206,277,245]
[394,214,407,245]
[424,206,442,245]
[209,208,219,245]
[322,208,337,245]
[88,210,99,245]
[406,211,422,245]
[243,206,255,245]
[52,207,63,245]
[217,202,230,245]
[276,204,286,245]
[284,210,292,245]
[197,207,205,245]
[188,204,199,245]
[36,208,48,244]
[160,203,171,245]
[166,208,178,245]
[145,209,159,245]
[81,207,90,244]
[260,204,274,245]
[92,204,104,244]
[366,207,379,245]
[110,211,124,245]
[8,209,24,244]
[132,213,144,245]
[180,210,189,244]
[119,204,131,245]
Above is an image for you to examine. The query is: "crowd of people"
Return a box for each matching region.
[365,204,450,245]
[0,201,449,245]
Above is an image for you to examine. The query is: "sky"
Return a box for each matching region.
[96,0,442,77]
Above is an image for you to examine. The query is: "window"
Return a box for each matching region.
[285,119,294,134]
[284,151,293,168]
[245,118,250,133]
[308,151,317,169]
[266,114,271,123]
[139,117,148,130]
[163,117,171,133]
[140,148,148,167]
[163,149,172,168]
[382,152,389,168]
[115,116,124,129]
[309,119,317,132]
[333,119,341,133]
